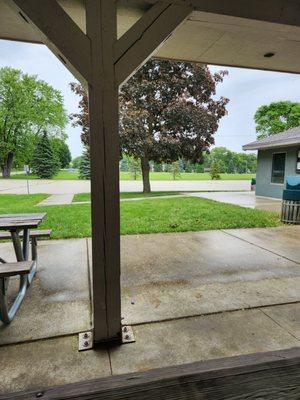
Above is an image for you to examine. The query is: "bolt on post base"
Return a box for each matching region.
[121,325,135,344]
[78,331,93,351]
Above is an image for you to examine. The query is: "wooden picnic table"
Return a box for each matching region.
[0,213,47,324]
[0,213,46,272]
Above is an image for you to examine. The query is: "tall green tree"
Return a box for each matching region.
[72,156,82,169]
[120,60,229,192]
[70,60,229,192]
[254,101,300,139]
[51,138,72,168]
[203,147,257,174]
[32,131,60,179]
[0,67,67,177]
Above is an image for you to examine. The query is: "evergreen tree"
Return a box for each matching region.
[210,161,221,180]
[51,138,72,168]
[32,131,59,179]
[79,148,90,179]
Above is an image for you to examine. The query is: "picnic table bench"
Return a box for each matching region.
[0,213,51,324]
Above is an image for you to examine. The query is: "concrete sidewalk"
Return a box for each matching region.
[188,191,282,213]
[37,194,74,205]
[0,225,299,394]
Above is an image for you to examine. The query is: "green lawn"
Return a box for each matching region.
[4,171,255,181]
[120,172,255,181]
[73,191,182,202]
[6,170,79,180]
[0,194,280,239]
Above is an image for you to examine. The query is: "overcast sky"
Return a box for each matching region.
[1,39,300,158]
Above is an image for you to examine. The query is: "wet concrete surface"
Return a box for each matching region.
[109,308,299,375]
[225,225,300,264]
[187,191,281,212]
[0,226,299,394]
[0,239,91,345]
[0,335,111,394]
[119,229,300,323]
[262,303,300,340]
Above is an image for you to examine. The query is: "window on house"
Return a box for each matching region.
[271,153,286,183]
[296,149,300,173]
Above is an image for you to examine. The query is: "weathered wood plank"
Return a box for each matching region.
[114,2,169,61]
[0,261,34,277]
[0,229,52,240]
[3,347,300,399]
[8,0,91,84]
[115,3,192,85]
[86,0,121,342]
[0,214,46,230]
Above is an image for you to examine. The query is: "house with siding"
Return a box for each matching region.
[243,126,300,198]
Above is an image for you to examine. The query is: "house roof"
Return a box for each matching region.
[243,126,300,150]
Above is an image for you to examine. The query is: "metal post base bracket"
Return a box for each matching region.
[78,327,135,350]
[122,325,135,344]
[78,331,93,351]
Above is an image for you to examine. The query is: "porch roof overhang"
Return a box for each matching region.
[1,0,300,75]
[243,138,300,151]
[243,126,300,151]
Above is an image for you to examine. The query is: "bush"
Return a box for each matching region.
[210,161,221,180]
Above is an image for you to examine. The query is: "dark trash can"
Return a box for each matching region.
[281,176,300,224]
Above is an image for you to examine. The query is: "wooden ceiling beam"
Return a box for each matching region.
[7,0,92,85]
[114,2,192,85]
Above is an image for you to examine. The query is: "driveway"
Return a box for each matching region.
[0,179,251,195]
[188,191,282,213]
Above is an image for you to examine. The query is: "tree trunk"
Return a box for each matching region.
[141,157,151,193]
[2,152,14,178]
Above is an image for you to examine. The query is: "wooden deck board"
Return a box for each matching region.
[3,347,300,399]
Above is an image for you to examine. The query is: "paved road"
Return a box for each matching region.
[0,179,251,194]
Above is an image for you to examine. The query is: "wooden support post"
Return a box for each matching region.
[8,0,192,343]
[86,0,121,342]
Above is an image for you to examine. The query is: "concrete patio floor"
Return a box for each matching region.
[188,191,282,213]
[0,226,299,395]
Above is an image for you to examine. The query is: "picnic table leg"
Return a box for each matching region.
[22,228,30,260]
[0,243,27,324]
[11,228,36,286]
[27,237,37,285]
[0,273,27,324]
[11,229,24,262]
